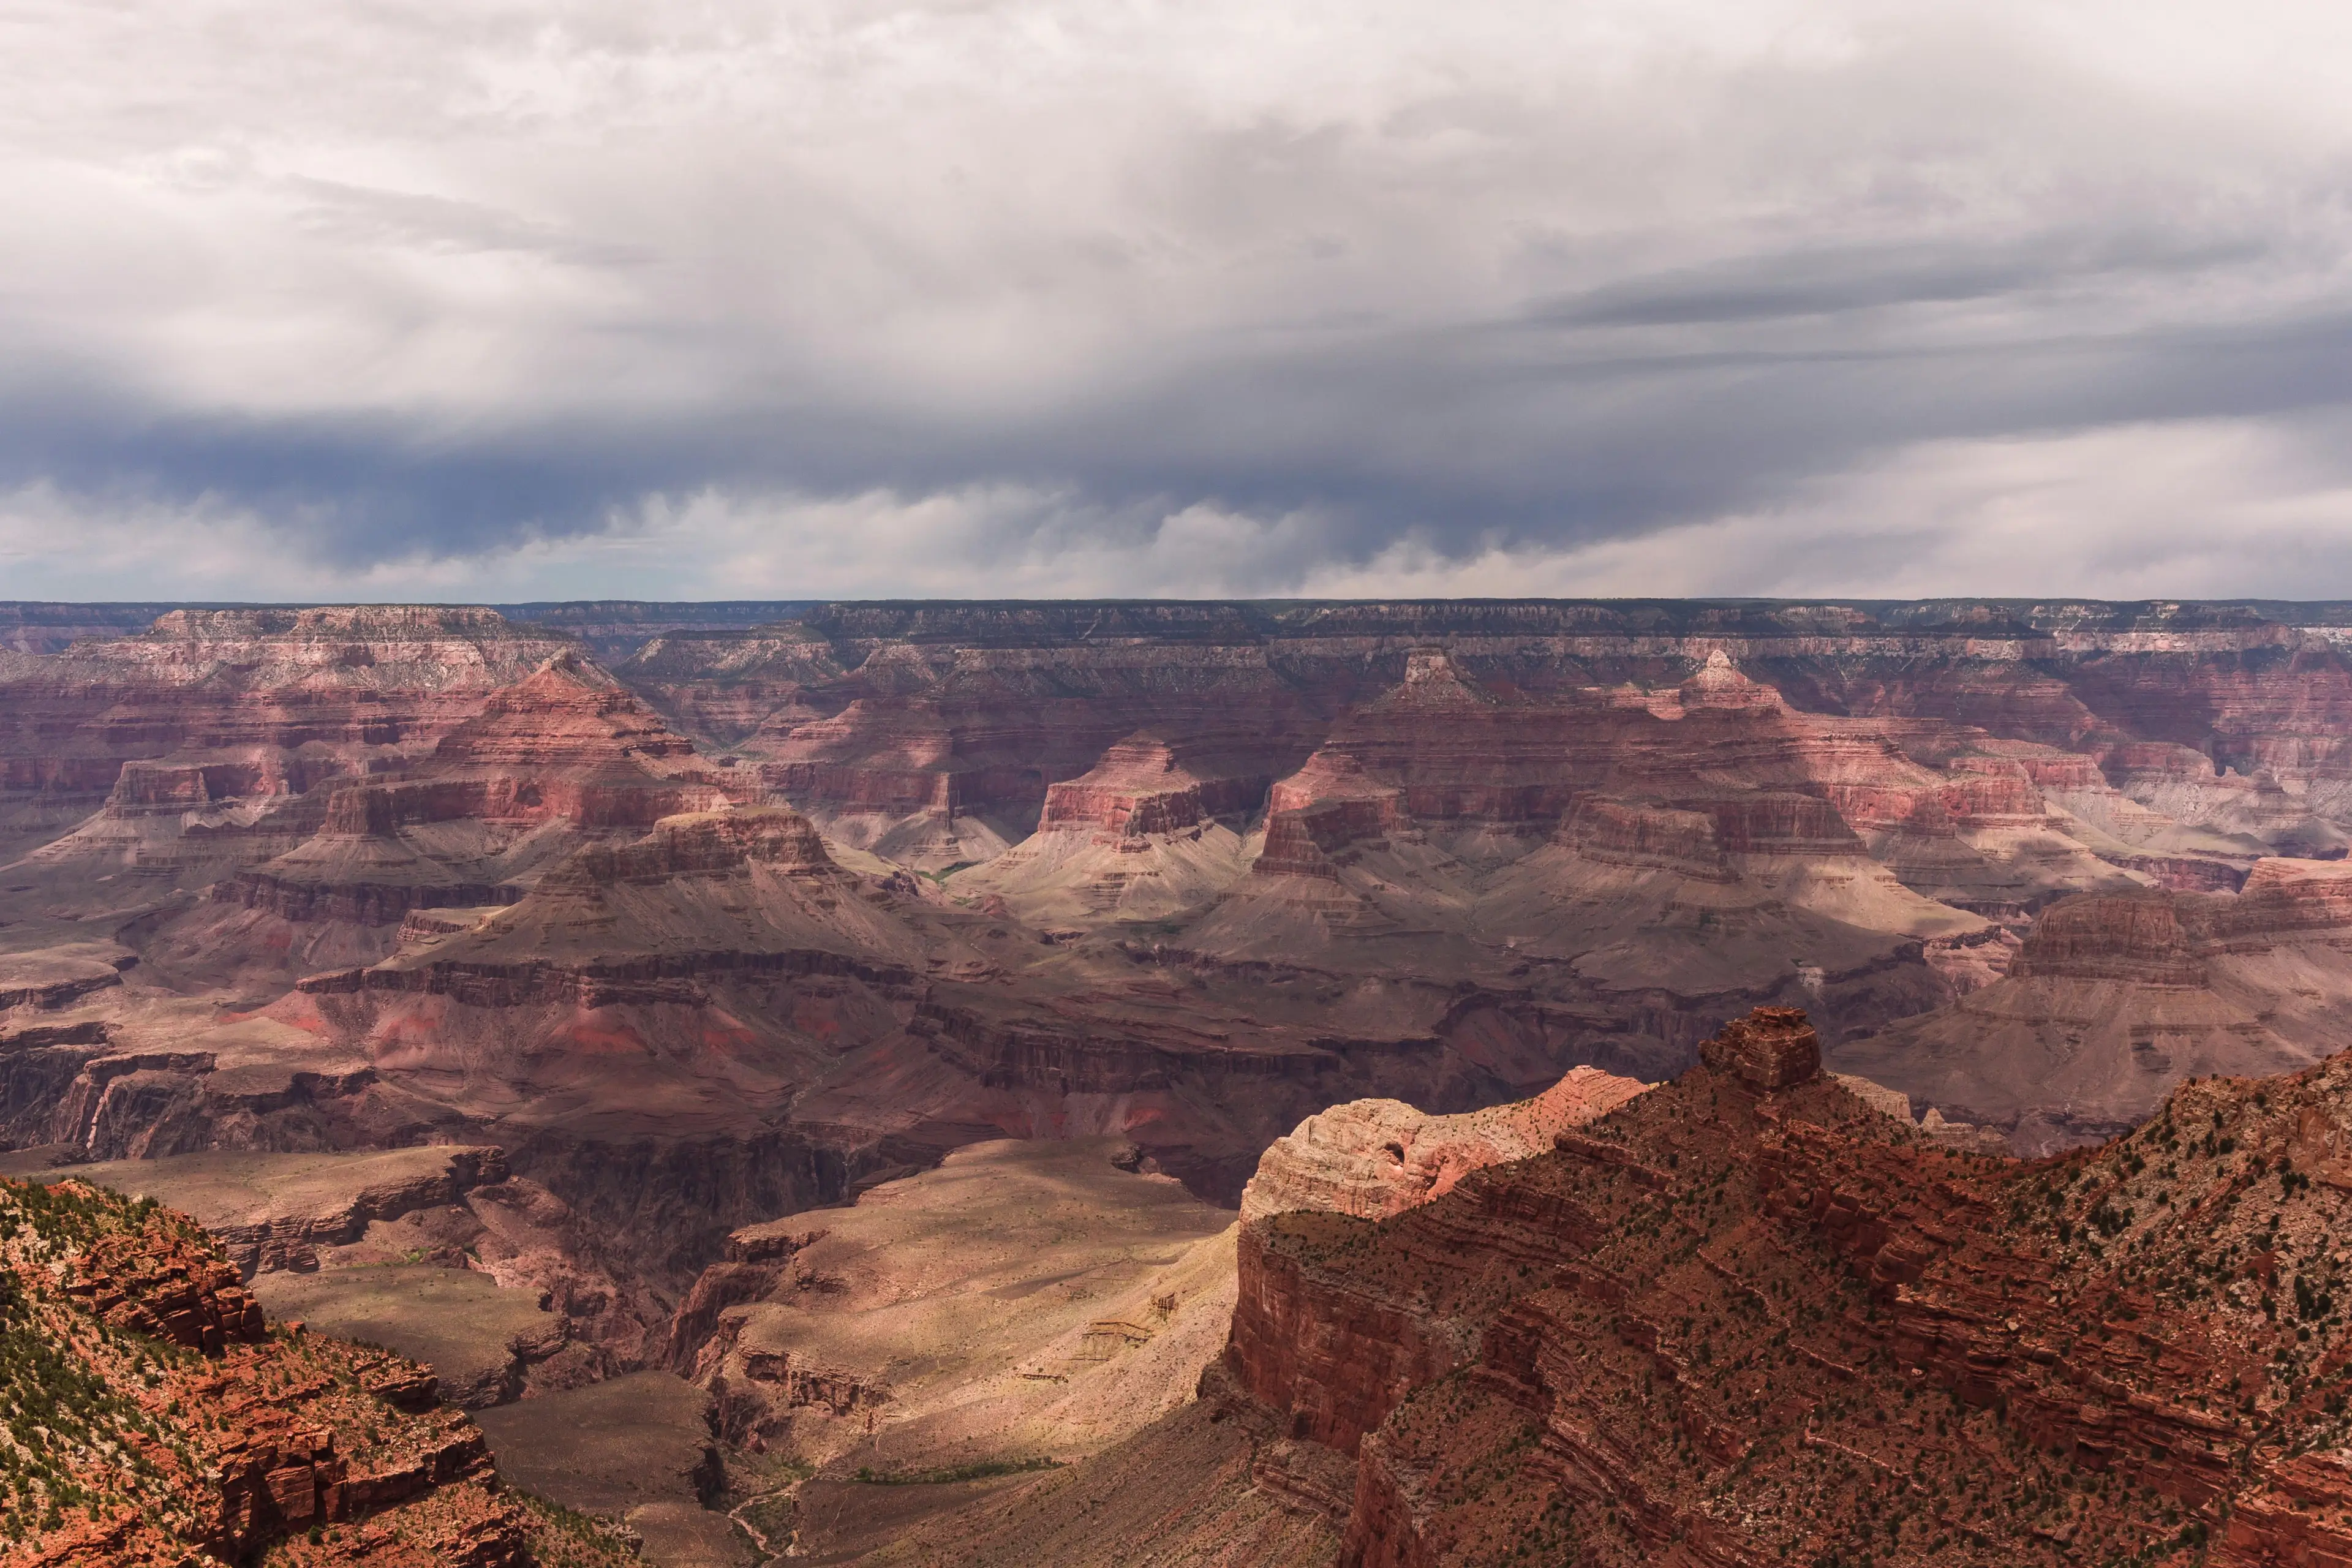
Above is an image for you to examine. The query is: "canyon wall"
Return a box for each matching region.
[0,1172,638,1566]
[1217,1006,2352,1567]
[12,596,2352,1439]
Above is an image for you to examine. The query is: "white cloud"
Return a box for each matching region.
[5,1,2352,593]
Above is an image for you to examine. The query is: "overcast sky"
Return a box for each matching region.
[4,0,2352,601]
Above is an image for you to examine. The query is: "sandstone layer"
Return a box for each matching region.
[1199,1005,2352,1567]
[0,1173,636,1567]
[1238,1064,1649,1224]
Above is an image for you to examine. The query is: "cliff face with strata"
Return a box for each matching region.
[1836,858,2352,1150]
[1218,1005,2352,1568]
[615,600,2352,889]
[0,1174,631,1567]
[0,606,576,850]
[13,596,2352,1444]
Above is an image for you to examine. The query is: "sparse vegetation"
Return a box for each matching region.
[852,1456,1063,1485]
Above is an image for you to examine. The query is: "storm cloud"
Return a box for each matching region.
[3,0,2351,598]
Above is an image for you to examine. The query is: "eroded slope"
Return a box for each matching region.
[1219,1006,2352,1566]
[0,1174,636,1567]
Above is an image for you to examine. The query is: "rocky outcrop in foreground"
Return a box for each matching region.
[0,1175,633,1567]
[1221,1005,2352,1567]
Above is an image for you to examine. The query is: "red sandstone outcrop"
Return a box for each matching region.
[1214,1005,2352,1567]
[1039,733,1235,837]
[946,733,1261,927]
[0,1175,631,1567]
[2004,888,2209,982]
[66,1188,270,1352]
[1696,1003,1820,1090]
[1238,1065,1649,1224]
[1551,794,1735,880]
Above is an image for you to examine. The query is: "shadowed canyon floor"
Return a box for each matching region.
[14,598,2352,1558]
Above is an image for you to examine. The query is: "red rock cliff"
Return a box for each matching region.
[1220,1005,2352,1567]
[0,1175,633,1567]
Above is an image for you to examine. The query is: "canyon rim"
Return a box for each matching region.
[7,597,2352,1562]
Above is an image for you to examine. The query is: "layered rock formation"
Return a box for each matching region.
[1836,858,2352,1150]
[1201,1005,2352,1567]
[1175,649,2010,1066]
[1238,1065,1648,1224]
[260,804,989,1344]
[0,606,575,858]
[1696,1001,1822,1088]
[0,801,987,1362]
[23,597,2352,886]
[14,597,2352,1560]
[604,600,2352,901]
[1037,732,1265,836]
[161,652,750,987]
[0,1174,633,1567]
[0,618,764,1010]
[949,733,1256,927]
[11,600,2352,1123]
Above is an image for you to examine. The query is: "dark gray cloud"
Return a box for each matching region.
[2,0,2351,598]
[1527,230,2275,328]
